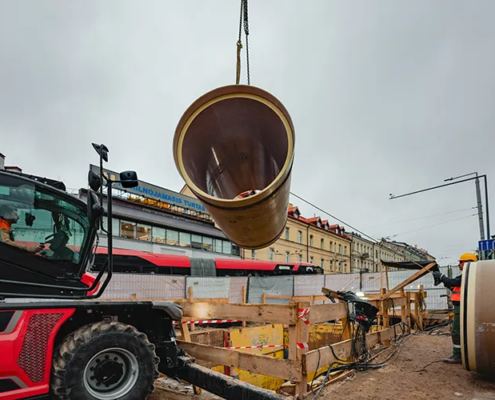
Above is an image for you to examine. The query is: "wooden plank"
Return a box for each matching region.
[177,340,301,382]
[288,325,298,361]
[180,302,298,325]
[181,302,292,322]
[296,302,310,397]
[365,293,411,300]
[309,303,347,324]
[90,298,229,303]
[264,295,328,302]
[381,262,436,299]
[303,324,403,374]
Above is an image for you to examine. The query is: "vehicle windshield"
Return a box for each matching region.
[0,173,91,266]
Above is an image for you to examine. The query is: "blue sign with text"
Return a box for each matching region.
[90,164,208,214]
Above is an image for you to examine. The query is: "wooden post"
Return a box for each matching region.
[405,291,412,334]
[262,293,267,304]
[418,285,424,330]
[400,288,407,330]
[188,287,195,332]
[295,302,310,397]
[414,292,420,332]
[242,286,247,328]
[385,266,390,291]
[381,288,390,347]
[380,262,384,292]
[130,293,137,301]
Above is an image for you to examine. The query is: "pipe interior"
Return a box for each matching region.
[180,97,290,200]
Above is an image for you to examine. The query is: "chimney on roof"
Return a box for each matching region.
[0,153,4,170]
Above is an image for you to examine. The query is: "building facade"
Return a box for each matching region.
[243,205,352,273]
[379,240,435,263]
[348,233,410,272]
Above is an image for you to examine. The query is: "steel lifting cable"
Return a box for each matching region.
[236,0,251,85]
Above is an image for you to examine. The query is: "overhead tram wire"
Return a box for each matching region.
[363,206,477,229]
[289,191,437,270]
[387,213,478,238]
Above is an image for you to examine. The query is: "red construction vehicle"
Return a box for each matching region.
[0,144,280,400]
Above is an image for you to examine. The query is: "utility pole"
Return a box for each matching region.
[390,173,490,242]
[445,173,485,241]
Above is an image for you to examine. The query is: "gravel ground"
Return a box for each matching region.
[319,327,495,400]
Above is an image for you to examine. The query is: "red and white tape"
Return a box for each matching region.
[173,319,242,326]
[298,307,310,325]
[225,344,287,350]
[296,342,309,349]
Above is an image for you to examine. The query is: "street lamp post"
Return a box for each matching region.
[444,173,484,241]
[390,173,490,241]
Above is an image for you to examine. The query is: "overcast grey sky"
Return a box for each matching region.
[1,1,493,265]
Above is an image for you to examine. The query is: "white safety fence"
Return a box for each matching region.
[94,266,454,311]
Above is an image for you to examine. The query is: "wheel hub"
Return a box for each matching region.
[83,348,139,399]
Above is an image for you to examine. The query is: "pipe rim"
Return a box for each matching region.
[173,85,295,209]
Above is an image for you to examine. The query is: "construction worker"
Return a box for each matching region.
[0,205,44,253]
[432,252,477,364]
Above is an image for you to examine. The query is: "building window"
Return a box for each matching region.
[137,224,151,241]
[120,220,136,239]
[310,235,313,246]
[223,241,232,254]
[285,227,290,240]
[203,236,213,252]
[321,258,324,268]
[251,250,256,259]
[285,251,290,262]
[100,217,120,236]
[191,234,202,249]
[321,238,324,249]
[339,244,342,255]
[179,232,191,247]
[298,230,302,243]
[310,256,314,264]
[269,248,274,261]
[167,230,179,246]
[344,246,347,255]
[152,227,166,243]
[214,239,223,253]
[232,244,241,256]
[298,254,303,262]
[330,241,333,251]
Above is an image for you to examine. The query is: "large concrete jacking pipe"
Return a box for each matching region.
[461,260,495,375]
[173,85,295,250]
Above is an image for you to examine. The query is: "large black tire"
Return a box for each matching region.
[51,321,159,400]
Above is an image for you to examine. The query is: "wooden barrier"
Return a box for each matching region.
[175,288,419,398]
[93,285,422,397]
